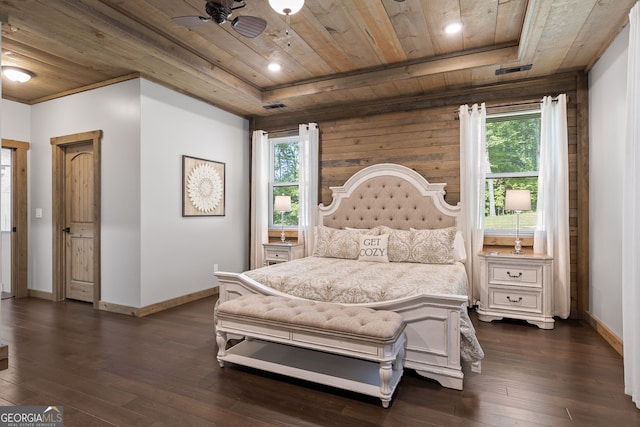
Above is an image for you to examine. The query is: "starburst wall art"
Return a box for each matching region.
[182,155,225,217]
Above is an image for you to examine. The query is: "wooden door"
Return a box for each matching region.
[64,143,95,302]
[51,130,102,306]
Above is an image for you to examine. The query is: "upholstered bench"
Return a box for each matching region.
[215,294,406,408]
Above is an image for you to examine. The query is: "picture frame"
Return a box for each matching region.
[182,155,225,217]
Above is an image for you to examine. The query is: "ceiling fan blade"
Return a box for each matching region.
[231,15,267,38]
[172,15,210,28]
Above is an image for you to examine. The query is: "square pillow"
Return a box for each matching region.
[411,228,467,263]
[313,225,378,259]
[358,233,389,263]
[378,225,456,264]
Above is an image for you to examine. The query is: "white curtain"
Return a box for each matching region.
[534,94,570,319]
[298,123,319,256]
[622,1,640,410]
[459,103,487,303]
[250,130,269,269]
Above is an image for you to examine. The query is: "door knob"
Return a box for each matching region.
[62,227,71,233]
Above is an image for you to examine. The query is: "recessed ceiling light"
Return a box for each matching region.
[2,66,34,83]
[444,22,462,34]
[268,62,282,72]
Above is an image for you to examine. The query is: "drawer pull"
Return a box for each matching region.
[506,271,523,279]
[506,296,523,303]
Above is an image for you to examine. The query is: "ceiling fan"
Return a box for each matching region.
[172,0,267,38]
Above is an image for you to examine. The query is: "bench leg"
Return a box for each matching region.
[216,329,228,367]
[379,360,392,408]
[380,338,405,408]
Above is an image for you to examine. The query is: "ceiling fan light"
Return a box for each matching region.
[269,0,304,15]
[2,66,33,83]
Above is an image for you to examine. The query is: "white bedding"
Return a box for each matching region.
[244,256,484,365]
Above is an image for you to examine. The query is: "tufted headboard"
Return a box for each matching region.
[319,163,460,230]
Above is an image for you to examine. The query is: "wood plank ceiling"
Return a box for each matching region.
[0,0,635,119]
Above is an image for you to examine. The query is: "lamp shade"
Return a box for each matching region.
[274,195,292,212]
[505,189,531,211]
[269,0,305,15]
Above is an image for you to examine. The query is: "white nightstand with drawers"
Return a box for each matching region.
[477,252,554,329]
[263,242,305,265]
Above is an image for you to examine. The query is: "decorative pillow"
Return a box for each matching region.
[410,228,467,263]
[378,226,457,264]
[313,226,378,259]
[358,234,389,263]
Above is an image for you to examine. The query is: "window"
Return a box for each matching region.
[1,149,11,232]
[270,135,300,228]
[484,111,540,234]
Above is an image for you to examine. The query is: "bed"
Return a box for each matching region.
[215,163,484,390]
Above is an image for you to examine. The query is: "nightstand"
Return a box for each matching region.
[263,242,305,265]
[477,251,554,329]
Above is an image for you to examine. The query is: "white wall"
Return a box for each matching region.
[25,78,249,309]
[30,80,143,306]
[588,25,630,338]
[1,99,31,141]
[139,80,250,306]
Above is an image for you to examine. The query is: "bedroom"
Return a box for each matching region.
[0,0,639,424]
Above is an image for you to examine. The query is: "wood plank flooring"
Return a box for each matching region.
[0,296,638,426]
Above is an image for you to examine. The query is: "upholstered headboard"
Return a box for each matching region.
[319,163,460,230]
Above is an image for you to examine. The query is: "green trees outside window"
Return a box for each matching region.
[271,137,300,227]
[485,113,540,233]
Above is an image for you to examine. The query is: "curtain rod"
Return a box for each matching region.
[261,125,314,138]
[454,95,569,118]
[460,95,567,111]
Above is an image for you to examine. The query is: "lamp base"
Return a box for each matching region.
[512,238,525,255]
[280,211,286,242]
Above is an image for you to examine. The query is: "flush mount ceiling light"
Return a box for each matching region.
[444,22,463,34]
[2,66,34,83]
[268,62,282,72]
[269,0,304,15]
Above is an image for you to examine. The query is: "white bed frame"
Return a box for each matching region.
[215,163,479,390]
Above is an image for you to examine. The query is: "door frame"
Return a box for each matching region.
[1,139,29,299]
[51,130,102,307]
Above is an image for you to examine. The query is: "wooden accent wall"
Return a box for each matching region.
[254,72,587,319]
[320,107,461,206]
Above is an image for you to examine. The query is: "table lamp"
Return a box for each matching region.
[274,195,292,242]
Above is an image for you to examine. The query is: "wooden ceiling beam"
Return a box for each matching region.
[262,45,518,103]
[517,0,552,62]
[254,72,580,131]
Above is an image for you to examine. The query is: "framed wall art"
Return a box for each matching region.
[182,155,225,217]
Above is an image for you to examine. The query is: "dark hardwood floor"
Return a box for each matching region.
[0,296,638,426]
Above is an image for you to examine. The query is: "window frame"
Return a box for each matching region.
[269,135,300,229]
[484,109,541,237]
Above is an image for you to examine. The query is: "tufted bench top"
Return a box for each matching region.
[216,294,405,343]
